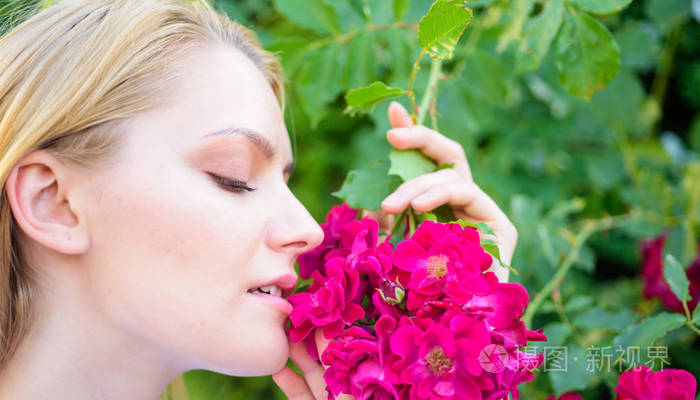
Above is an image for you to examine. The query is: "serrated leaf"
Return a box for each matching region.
[612,312,686,350]
[343,30,377,91]
[332,159,403,210]
[417,212,438,223]
[572,308,638,332]
[664,254,691,303]
[393,0,409,21]
[571,0,633,14]
[273,0,340,36]
[348,0,371,21]
[516,0,564,73]
[344,81,406,115]
[477,221,496,236]
[298,44,343,129]
[481,239,501,260]
[388,148,437,182]
[555,9,620,100]
[418,0,473,60]
[549,343,597,396]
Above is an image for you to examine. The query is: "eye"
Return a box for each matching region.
[208,173,257,193]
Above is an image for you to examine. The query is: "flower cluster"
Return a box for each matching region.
[543,365,697,400]
[287,203,547,400]
[639,233,700,313]
[615,365,696,400]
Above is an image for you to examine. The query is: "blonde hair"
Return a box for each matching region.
[0,0,285,370]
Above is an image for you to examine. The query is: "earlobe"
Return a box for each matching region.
[4,150,89,255]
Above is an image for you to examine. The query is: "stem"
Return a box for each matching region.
[429,98,439,130]
[407,48,426,124]
[523,214,636,327]
[390,208,409,237]
[682,301,700,336]
[408,207,417,236]
[523,221,594,327]
[650,24,682,122]
[417,58,443,126]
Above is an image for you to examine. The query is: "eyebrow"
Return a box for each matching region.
[201,126,295,177]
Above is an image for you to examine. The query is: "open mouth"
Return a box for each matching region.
[247,285,283,297]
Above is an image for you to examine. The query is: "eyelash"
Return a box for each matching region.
[208,173,257,193]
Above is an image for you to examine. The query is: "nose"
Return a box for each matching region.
[266,184,324,256]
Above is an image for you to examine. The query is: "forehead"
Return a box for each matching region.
[137,42,292,161]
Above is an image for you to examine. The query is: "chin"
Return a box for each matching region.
[205,332,291,377]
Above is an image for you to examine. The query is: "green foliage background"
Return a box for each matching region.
[3,0,700,398]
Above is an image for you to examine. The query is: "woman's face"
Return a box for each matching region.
[79,43,324,376]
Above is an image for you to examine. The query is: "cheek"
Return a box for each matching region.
[82,164,288,373]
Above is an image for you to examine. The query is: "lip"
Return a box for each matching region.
[248,291,294,315]
[246,272,298,315]
[248,272,298,299]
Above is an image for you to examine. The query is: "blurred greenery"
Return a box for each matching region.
[3,0,699,398]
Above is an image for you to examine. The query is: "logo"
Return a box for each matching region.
[479,344,509,373]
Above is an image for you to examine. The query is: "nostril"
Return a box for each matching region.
[283,240,309,249]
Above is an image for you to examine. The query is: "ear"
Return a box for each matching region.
[4,150,89,255]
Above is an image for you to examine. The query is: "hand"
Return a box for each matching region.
[378,101,517,282]
[272,329,354,400]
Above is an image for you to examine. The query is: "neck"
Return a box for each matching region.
[0,274,185,400]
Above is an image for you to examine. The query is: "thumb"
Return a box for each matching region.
[388,101,413,128]
[315,328,332,368]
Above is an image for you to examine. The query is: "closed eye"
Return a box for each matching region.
[207,173,257,193]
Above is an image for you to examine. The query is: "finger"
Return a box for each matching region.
[289,339,330,400]
[272,366,315,400]
[315,329,332,369]
[361,209,395,233]
[388,101,414,129]
[380,168,462,214]
[407,181,518,268]
[386,125,471,181]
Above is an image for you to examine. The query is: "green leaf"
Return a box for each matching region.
[571,307,638,332]
[664,254,691,303]
[570,0,633,14]
[555,9,620,100]
[418,0,473,60]
[645,0,691,32]
[549,343,597,396]
[393,0,409,21]
[348,0,371,22]
[612,312,686,350]
[343,30,377,91]
[388,148,437,182]
[692,304,700,325]
[344,81,406,115]
[273,0,340,36]
[298,44,344,129]
[477,221,496,236]
[332,159,403,210]
[480,239,502,260]
[614,21,661,70]
[417,212,438,223]
[516,0,564,73]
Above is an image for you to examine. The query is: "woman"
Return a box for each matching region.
[0,0,517,399]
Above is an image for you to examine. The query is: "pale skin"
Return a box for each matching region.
[271,101,517,399]
[0,41,515,399]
